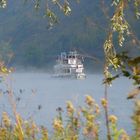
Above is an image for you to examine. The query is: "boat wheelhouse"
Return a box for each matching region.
[53,51,86,79]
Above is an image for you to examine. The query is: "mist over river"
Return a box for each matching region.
[0,73,135,135]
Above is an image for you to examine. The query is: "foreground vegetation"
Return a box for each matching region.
[0,93,134,140]
[0,90,140,140]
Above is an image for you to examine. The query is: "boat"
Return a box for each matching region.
[53,51,86,79]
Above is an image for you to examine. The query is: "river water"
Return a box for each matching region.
[0,72,135,135]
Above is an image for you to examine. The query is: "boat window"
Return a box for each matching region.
[64,69,70,73]
[63,59,68,64]
[68,55,76,59]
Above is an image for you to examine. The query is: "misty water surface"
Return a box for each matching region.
[0,73,135,135]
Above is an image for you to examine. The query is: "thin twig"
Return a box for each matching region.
[104,83,111,140]
[104,64,111,140]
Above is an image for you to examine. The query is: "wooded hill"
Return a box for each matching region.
[0,0,139,71]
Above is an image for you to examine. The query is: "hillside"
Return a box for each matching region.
[0,0,139,71]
